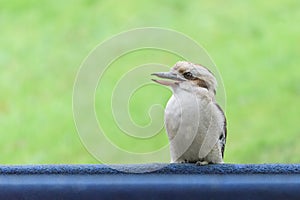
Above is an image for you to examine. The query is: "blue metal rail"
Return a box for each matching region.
[1,164,300,200]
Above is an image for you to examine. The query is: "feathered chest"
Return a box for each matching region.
[164,90,212,140]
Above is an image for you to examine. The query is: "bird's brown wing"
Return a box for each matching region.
[198,102,224,159]
[215,103,227,158]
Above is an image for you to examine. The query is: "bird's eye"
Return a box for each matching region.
[183,72,194,80]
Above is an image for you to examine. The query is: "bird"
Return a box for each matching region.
[152,61,227,165]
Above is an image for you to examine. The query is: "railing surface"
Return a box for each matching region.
[1,164,300,200]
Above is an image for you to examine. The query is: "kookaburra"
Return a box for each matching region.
[152,61,227,165]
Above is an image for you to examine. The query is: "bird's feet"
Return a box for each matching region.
[196,160,209,166]
[178,159,189,163]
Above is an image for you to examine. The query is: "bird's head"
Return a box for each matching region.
[152,61,217,95]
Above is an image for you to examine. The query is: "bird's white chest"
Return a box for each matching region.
[164,90,211,139]
[164,89,214,162]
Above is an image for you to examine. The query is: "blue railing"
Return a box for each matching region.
[1,164,300,199]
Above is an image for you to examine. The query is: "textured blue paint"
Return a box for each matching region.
[1,164,300,200]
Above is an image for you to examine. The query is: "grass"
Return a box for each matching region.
[0,0,299,164]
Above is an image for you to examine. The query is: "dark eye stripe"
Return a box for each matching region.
[196,79,209,90]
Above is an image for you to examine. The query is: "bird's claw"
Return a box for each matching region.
[196,161,209,166]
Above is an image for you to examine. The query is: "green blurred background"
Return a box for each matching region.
[1,0,299,164]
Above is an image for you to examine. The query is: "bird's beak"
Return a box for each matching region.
[151,72,185,86]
